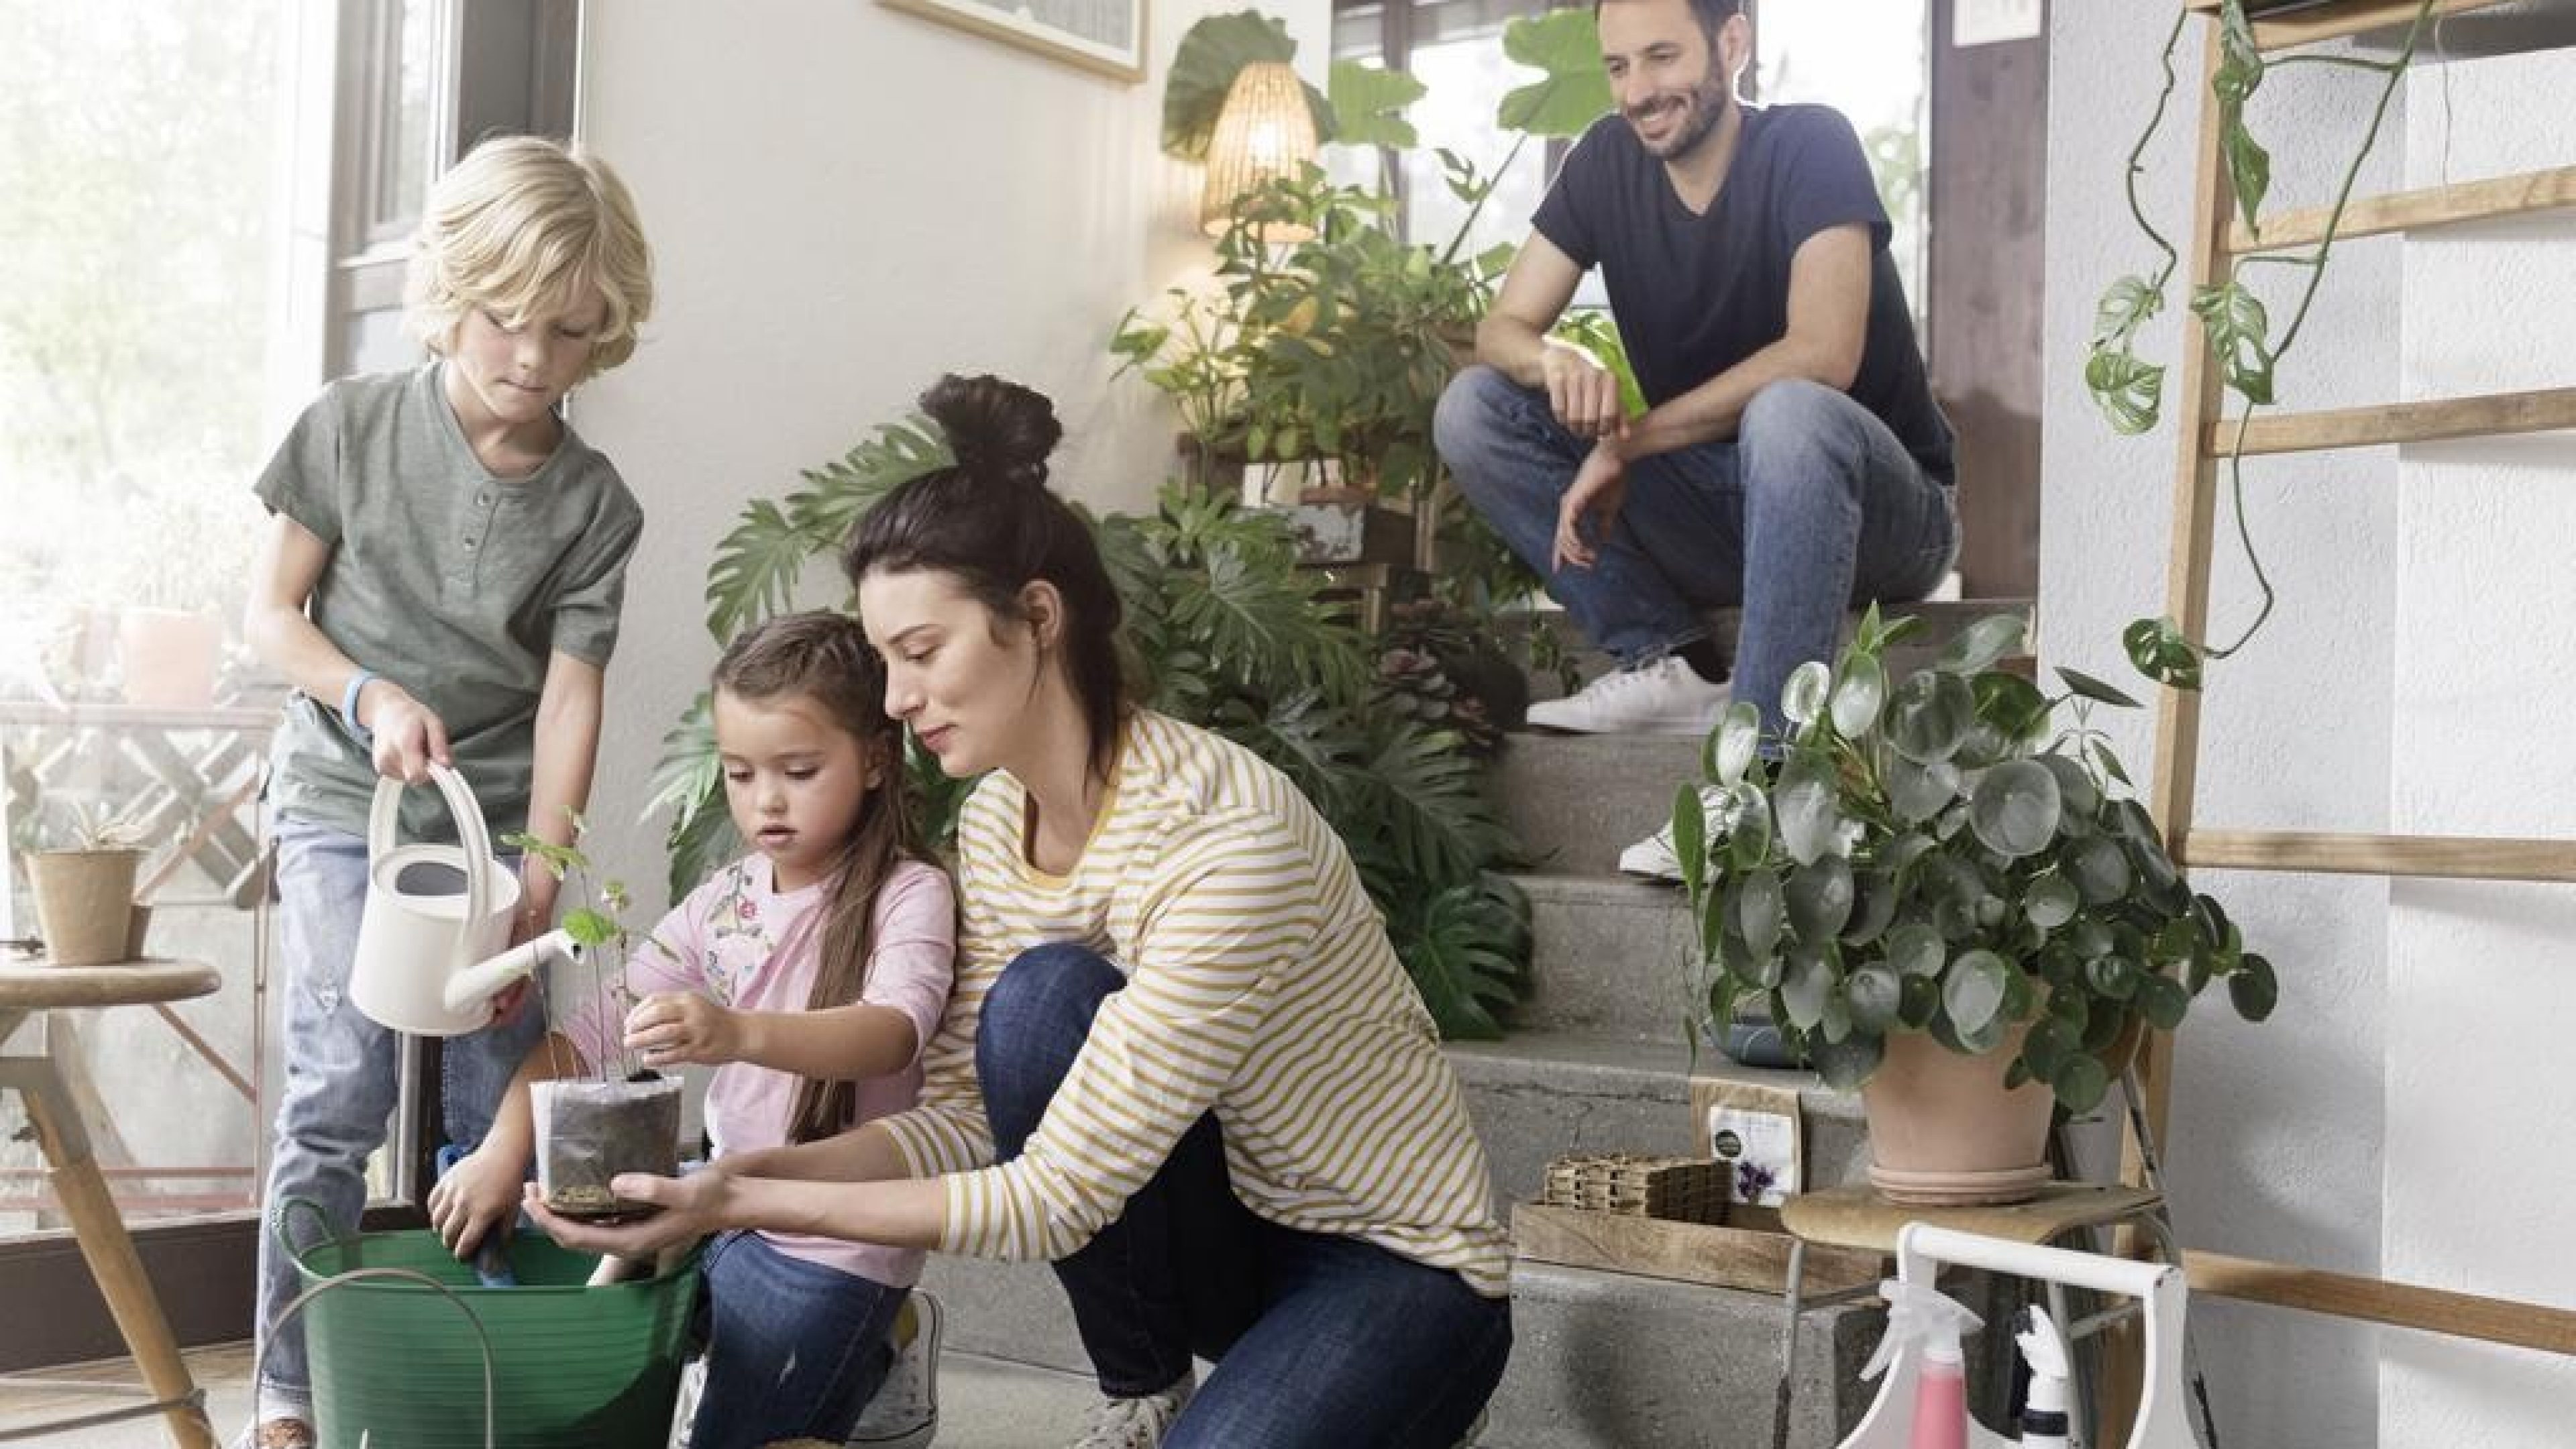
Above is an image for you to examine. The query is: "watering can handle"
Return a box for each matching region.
[367,761,502,967]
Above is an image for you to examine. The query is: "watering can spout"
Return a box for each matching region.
[445,927,582,1016]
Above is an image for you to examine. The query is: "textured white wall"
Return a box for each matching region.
[2381,49,2576,1448]
[2043,11,2400,1445]
[564,0,1330,908]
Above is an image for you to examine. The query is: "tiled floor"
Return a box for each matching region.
[0,1341,1099,1448]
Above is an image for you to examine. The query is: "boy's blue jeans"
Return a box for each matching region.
[1434,366,1960,737]
[251,816,547,1419]
[688,1231,907,1449]
[978,942,1512,1448]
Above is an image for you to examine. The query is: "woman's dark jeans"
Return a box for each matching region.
[978,942,1511,1448]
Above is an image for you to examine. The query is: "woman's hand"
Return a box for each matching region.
[624,991,743,1069]
[523,1172,726,1258]
[427,1145,525,1261]
[362,681,453,784]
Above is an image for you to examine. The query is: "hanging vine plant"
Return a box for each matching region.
[2086,0,2441,690]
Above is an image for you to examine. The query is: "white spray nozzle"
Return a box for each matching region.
[1860,1277,1984,1379]
[2015,1304,2073,1414]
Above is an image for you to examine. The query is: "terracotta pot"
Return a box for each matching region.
[29,849,143,966]
[117,607,221,708]
[1859,1020,2055,1205]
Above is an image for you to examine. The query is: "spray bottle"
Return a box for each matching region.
[2012,1305,2072,1448]
[1860,1278,1984,1449]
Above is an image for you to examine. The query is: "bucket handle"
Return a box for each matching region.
[248,1266,496,1449]
[366,761,500,972]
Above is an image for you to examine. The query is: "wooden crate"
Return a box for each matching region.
[1513,1203,1883,1297]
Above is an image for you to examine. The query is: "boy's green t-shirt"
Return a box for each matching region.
[254,362,643,843]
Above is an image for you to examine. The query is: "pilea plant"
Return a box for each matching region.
[2086,0,2441,688]
[1670,608,2279,1112]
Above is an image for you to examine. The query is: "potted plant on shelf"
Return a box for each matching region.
[504,821,682,1221]
[28,801,150,966]
[1670,609,2279,1205]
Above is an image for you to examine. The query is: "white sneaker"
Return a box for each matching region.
[1525,656,1727,736]
[1618,784,1744,882]
[849,1291,942,1448]
[669,1356,706,1449]
[1069,1371,1195,1448]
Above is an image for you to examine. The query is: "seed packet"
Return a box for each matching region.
[1688,1076,1803,1208]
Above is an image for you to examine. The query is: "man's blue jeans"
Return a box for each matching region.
[251,816,548,1419]
[1434,366,1960,736]
[688,1230,907,1449]
[979,942,1511,1448]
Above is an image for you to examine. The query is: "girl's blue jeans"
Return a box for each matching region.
[687,1230,907,1449]
[251,816,548,1419]
[978,941,1513,1449]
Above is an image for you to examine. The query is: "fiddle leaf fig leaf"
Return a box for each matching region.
[1497,8,1613,137]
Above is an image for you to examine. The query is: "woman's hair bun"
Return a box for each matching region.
[920,373,1061,488]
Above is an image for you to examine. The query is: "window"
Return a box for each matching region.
[1750,0,1931,335]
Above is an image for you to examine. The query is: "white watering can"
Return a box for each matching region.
[349,762,580,1037]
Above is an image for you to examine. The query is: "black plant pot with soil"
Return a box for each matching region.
[533,1075,683,1220]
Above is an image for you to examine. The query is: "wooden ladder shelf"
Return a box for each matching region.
[2131,0,2576,1426]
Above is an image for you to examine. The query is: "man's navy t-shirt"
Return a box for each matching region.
[1532,103,1954,484]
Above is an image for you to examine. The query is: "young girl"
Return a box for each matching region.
[428,611,955,1449]
[244,133,652,1449]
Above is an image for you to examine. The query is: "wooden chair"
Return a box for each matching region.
[0,957,221,1448]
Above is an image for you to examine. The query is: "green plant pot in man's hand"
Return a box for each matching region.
[1670,607,2279,1114]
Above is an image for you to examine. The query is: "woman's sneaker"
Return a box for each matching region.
[848,1291,941,1448]
[1069,1371,1195,1449]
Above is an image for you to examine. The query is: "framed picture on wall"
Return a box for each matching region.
[879,0,1146,82]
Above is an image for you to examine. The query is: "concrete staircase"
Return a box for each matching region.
[921,599,2033,1447]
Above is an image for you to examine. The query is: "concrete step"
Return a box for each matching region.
[1445,1028,1873,1209]
[920,1243,1884,1449]
[1510,871,1696,1041]
[1495,737,1707,879]
[1484,1259,1880,1449]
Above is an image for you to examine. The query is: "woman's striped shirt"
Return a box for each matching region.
[873,710,1510,1297]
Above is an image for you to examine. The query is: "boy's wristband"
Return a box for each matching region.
[341,668,378,742]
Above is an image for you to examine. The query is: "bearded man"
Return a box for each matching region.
[1434,0,1959,879]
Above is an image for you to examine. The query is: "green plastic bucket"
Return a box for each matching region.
[277,1197,700,1448]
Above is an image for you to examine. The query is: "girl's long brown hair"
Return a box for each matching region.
[714,610,923,1145]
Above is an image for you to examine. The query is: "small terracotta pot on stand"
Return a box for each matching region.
[1859,1022,2055,1206]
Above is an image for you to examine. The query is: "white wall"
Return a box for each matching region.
[567,0,1330,906]
[2048,13,2576,1447]
[2381,50,2576,1448]
[2044,12,2399,1446]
